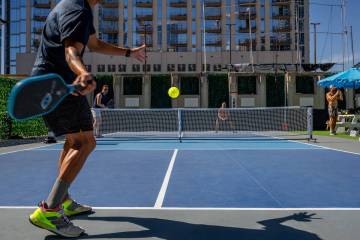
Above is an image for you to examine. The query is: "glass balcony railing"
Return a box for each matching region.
[33,15,47,21]
[169,0,187,8]
[135,1,153,8]
[204,0,221,7]
[170,14,187,21]
[136,14,153,22]
[238,26,257,33]
[272,0,291,5]
[205,27,221,34]
[33,0,51,9]
[102,0,119,8]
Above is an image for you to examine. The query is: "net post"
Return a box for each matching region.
[307,107,313,140]
[178,108,182,142]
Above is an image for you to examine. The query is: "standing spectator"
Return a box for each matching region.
[326,86,343,135]
[92,85,110,137]
[215,102,235,133]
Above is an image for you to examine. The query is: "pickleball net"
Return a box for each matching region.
[93,106,313,141]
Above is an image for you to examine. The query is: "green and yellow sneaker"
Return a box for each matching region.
[29,201,85,238]
[62,198,93,217]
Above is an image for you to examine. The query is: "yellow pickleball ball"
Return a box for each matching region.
[168,87,180,99]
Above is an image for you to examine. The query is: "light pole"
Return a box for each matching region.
[143,23,151,75]
[247,8,254,72]
[310,22,320,65]
[226,23,235,71]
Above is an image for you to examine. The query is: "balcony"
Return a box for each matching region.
[205,27,221,34]
[272,14,291,20]
[33,27,43,34]
[205,15,222,21]
[271,39,291,46]
[33,15,47,21]
[204,1,221,7]
[136,14,153,21]
[169,1,187,8]
[103,15,118,21]
[136,41,153,47]
[170,27,188,34]
[238,11,256,20]
[272,0,291,5]
[135,1,152,8]
[238,26,257,33]
[238,0,256,6]
[169,42,188,47]
[102,28,119,34]
[206,40,222,46]
[136,26,153,34]
[272,26,291,32]
[170,14,187,21]
[33,1,51,9]
[102,0,118,8]
[238,39,256,47]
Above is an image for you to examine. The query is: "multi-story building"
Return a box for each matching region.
[3,0,357,111]
[0,0,4,74]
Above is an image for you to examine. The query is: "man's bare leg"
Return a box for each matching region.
[46,131,95,208]
[58,131,96,183]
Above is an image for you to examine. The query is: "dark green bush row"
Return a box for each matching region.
[0,77,47,139]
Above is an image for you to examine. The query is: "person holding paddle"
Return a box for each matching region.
[28,0,145,237]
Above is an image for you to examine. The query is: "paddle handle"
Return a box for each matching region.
[73,79,95,93]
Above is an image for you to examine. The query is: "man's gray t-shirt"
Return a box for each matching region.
[32,0,95,84]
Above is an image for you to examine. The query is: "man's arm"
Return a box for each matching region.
[87,35,145,62]
[64,39,96,95]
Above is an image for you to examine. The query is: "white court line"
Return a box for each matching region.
[0,144,54,156]
[1,206,360,211]
[154,149,178,208]
[287,139,360,156]
[33,148,324,151]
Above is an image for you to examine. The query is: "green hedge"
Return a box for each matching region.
[0,77,47,139]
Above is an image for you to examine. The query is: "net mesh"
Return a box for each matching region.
[93,107,312,140]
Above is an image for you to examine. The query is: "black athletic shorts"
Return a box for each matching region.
[32,68,93,137]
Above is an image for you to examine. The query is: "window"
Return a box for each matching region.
[168,64,175,72]
[188,64,196,72]
[118,64,126,72]
[296,76,314,94]
[108,64,116,72]
[85,65,92,72]
[142,64,151,72]
[238,76,257,94]
[132,64,140,72]
[97,64,105,72]
[213,64,222,71]
[123,76,142,95]
[202,64,210,72]
[178,64,186,72]
[180,77,199,95]
[153,64,161,72]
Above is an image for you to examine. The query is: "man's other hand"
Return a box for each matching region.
[131,44,146,62]
[73,73,96,96]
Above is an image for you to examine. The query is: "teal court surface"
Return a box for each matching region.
[0,138,360,239]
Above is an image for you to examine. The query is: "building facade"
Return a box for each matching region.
[4,0,358,110]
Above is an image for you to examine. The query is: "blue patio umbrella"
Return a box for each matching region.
[318,67,360,109]
[317,67,360,89]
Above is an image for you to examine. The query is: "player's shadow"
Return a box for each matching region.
[44,212,322,240]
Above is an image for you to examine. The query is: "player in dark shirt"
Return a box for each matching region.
[29,0,145,237]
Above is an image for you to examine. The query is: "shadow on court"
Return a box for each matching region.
[44,212,322,240]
